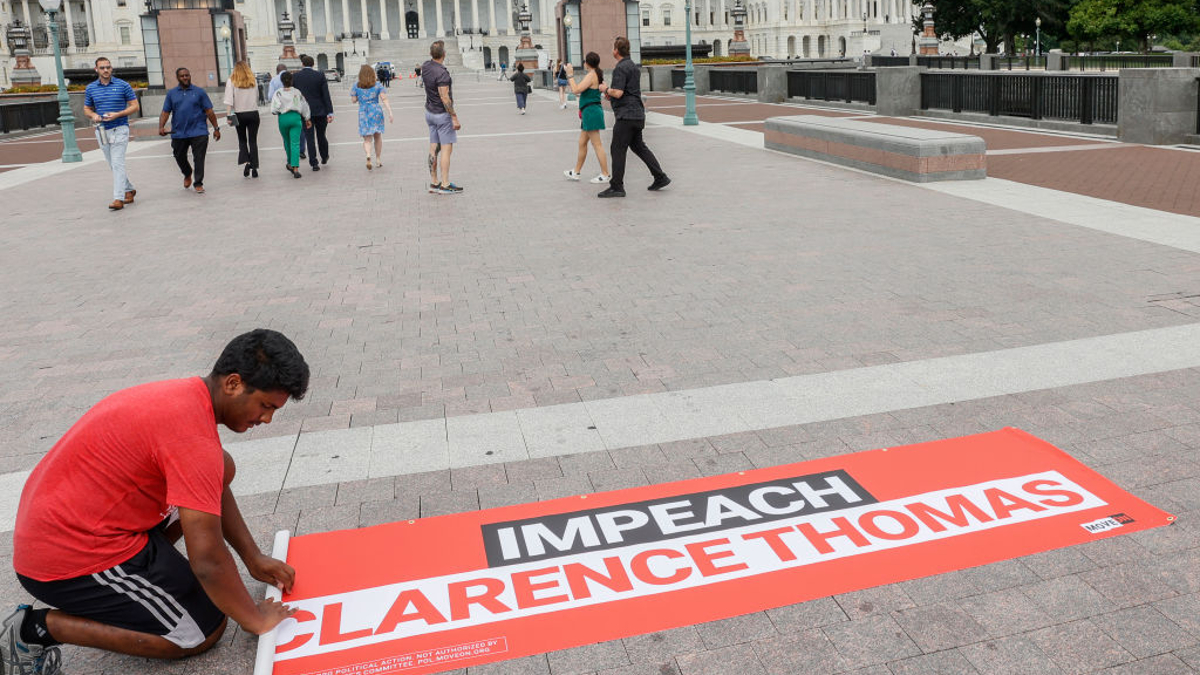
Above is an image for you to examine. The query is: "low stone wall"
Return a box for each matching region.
[764,114,986,182]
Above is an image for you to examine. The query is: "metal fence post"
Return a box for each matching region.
[989,75,1000,116]
[952,74,962,112]
[1032,75,1043,119]
[1080,76,1093,124]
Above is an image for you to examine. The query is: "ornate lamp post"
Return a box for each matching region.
[514,3,537,70]
[219,24,232,83]
[278,11,300,68]
[8,19,42,88]
[729,0,748,56]
[562,13,575,101]
[1034,16,1041,57]
[682,0,698,124]
[918,0,937,55]
[38,0,82,162]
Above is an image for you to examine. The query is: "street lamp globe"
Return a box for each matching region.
[37,0,61,13]
[220,24,232,39]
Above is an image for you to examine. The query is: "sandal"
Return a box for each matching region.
[366,157,373,170]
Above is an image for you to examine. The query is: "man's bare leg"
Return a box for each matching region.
[428,143,441,186]
[439,144,453,186]
[44,613,227,659]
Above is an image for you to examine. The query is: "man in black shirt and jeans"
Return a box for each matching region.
[598,36,670,198]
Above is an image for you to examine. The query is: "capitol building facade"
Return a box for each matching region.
[1,0,920,88]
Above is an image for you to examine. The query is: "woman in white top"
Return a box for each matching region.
[223,61,261,178]
[269,70,312,179]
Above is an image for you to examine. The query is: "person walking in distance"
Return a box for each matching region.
[561,52,610,184]
[83,57,139,211]
[421,40,463,194]
[159,67,221,195]
[350,64,394,170]
[292,55,335,171]
[554,59,569,108]
[598,36,670,198]
[509,62,531,114]
[224,61,261,178]
[270,70,312,179]
[267,63,287,101]
[1,330,307,675]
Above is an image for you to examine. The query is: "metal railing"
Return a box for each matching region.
[787,70,876,104]
[0,99,60,133]
[991,56,1045,71]
[1196,77,1200,134]
[916,55,981,70]
[709,68,757,94]
[1062,54,1173,71]
[1193,54,1200,68]
[871,55,911,67]
[921,72,1118,125]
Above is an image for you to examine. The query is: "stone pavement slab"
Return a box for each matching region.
[0,77,1198,675]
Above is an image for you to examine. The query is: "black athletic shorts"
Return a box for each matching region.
[17,527,226,648]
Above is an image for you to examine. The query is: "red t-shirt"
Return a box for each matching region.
[14,377,225,581]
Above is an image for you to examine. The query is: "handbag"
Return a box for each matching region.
[227,113,239,127]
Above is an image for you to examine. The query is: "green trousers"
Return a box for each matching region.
[277,111,303,167]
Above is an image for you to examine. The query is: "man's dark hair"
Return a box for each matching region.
[300,54,314,67]
[95,56,111,66]
[516,63,524,72]
[211,329,309,400]
[276,63,288,73]
[175,67,189,77]
[430,41,445,59]
[281,70,294,87]
[614,36,631,57]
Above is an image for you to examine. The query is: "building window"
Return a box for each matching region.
[663,8,670,25]
[120,25,130,43]
[117,0,126,6]
[642,9,649,25]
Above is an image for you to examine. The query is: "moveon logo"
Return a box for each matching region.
[1081,513,1134,533]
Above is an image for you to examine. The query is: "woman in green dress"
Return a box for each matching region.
[562,52,611,184]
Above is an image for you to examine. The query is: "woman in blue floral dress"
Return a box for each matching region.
[350,64,394,170]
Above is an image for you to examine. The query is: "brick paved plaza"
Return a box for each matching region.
[1,75,1199,675]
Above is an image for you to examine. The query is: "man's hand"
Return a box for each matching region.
[451,115,461,131]
[304,119,313,129]
[158,126,168,136]
[247,553,296,593]
[213,128,221,141]
[327,114,334,123]
[251,598,297,635]
[599,83,609,94]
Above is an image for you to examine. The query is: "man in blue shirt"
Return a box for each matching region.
[159,67,221,194]
[83,56,140,211]
[267,64,287,102]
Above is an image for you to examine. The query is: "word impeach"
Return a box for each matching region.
[261,429,1174,675]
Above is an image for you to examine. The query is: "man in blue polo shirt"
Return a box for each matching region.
[159,67,221,194]
[84,56,140,211]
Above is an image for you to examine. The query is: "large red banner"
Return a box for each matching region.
[259,428,1174,675]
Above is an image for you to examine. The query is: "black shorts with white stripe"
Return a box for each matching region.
[17,528,225,649]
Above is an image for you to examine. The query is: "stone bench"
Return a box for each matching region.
[763,115,986,182]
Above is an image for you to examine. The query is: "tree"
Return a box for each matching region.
[1067,0,1200,50]
[918,0,1069,53]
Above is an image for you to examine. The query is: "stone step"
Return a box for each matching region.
[369,37,463,68]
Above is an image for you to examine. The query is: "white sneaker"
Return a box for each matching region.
[521,108,526,115]
[589,174,611,184]
[560,103,567,109]
[563,169,581,181]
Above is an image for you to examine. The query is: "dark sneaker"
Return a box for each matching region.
[598,187,626,198]
[648,176,672,191]
[1,605,63,675]
[438,183,464,194]
[428,182,440,193]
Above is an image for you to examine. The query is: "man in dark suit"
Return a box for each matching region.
[291,54,334,171]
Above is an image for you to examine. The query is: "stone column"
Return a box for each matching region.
[341,0,351,36]
[488,0,496,37]
[83,0,96,46]
[302,3,313,41]
[380,0,390,39]
[416,0,425,37]
[63,0,77,51]
[20,0,32,30]
[434,0,443,36]
[286,0,296,31]
[470,0,479,30]
[324,0,334,41]
[503,0,511,33]
[452,0,461,33]
[360,0,369,34]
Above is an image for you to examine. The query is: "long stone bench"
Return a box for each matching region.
[763,115,986,182]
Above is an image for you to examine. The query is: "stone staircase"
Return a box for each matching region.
[368,37,463,71]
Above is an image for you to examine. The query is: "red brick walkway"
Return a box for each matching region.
[649,94,1200,218]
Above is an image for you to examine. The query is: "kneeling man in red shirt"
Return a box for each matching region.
[4,329,310,674]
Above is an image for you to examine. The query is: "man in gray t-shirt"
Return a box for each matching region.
[598,37,670,198]
[421,41,463,194]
